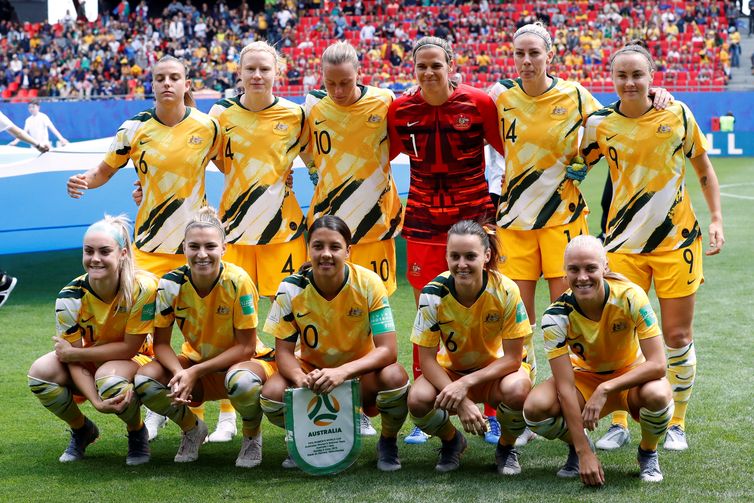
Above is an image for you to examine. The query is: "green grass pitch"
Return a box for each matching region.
[0,158,751,502]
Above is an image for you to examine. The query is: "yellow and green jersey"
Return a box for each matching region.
[488,77,601,230]
[103,107,220,254]
[210,96,309,245]
[411,270,531,373]
[56,270,157,349]
[581,100,707,253]
[155,261,271,363]
[542,277,661,372]
[264,263,395,369]
[305,85,403,244]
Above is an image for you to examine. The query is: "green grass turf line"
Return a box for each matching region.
[0,158,751,501]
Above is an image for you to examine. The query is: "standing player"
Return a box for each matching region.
[134,207,275,467]
[260,215,410,472]
[523,236,674,485]
[408,220,532,474]
[580,42,724,452]
[8,99,68,148]
[27,215,156,465]
[66,56,234,442]
[387,36,505,444]
[1,109,49,309]
[304,41,403,297]
[207,41,309,441]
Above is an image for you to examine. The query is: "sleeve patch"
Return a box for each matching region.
[639,305,656,328]
[240,294,255,315]
[141,302,156,321]
[515,301,528,323]
[369,307,396,335]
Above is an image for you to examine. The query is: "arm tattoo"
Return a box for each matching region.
[700,175,708,188]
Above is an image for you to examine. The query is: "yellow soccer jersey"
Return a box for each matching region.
[411,270,531,373]
[103,107,221,254]
[211,96,309,245]
[581,101,707,254]
[155,261,270,363]
[264,263,395,369]
[488,77,601,230]
[56,270,157,348]
[305,85,403,244]
[542,277,661,373]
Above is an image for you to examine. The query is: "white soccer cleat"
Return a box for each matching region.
[663,425,688,451]
[174,420,208,463]
[596,424,631,450]
[360,413,377,436]
[144,409,167,442]
[207,411,237,443]
[235,433,263,468]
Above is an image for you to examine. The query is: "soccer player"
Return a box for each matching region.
[304,41,403,298]
[134,207,275,467]
[408,220,532,474]
[66,56,229,442]
[27,215,156,465]
[523,235,674,485]
[260,215,410,472]
[387,36,505,444]
[8,99,68,148]
[1,110,48,309]
[579,42,724,452]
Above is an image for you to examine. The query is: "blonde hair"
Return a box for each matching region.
[184,206,225,242]
[84,215,136,310]
[239,41,285,74]
[564,235,629,282]
[321,41,360,70]
[153,55,196,107]
[412,36,454,64]
[513,22,553,52]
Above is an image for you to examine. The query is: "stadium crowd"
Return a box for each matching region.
[0,0,741,99]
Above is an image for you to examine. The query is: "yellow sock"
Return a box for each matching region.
[611,410,629,429]
[667,342,696,430]
[190,403,206,421]
[219,399,235,414]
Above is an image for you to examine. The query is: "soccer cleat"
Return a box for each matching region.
[360,413,377,436]
[376,436,401,472]
[174,420,208,463]
[435,431,467,473]
[235,433,263,468]
[404,425,429,445]
[637,447,663,482]
[484,415,501,444]
[663,425,688,451]
[514,427,537,448]
[0,273,17,309]
[556,445,580,478]
[59,418,99,462]
[495,444,521,475]
[596,424,631,450]
[144,409,167,442]
[126,425,150,466]
[281,455,298,469]
[207,411,237,443]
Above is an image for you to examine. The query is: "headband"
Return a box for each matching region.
[85,221,126,248]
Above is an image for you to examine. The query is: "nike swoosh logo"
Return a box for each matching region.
[314,119,326,125]
[81,316,94,323]
[407,121,420,127]
[225,126,236,132]
[176,306,189,312]
[503,107,516,112]
[438,320,452,325]
[686,279,696,285]
[296,312,310,318]
[139,139,150,145]
[606,134,617,141]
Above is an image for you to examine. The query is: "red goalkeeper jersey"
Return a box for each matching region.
[388,84,504,242]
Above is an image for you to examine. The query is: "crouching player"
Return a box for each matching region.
[134,207,275,467]
[28,215,156,465]
[260,215,410,472]
[407,220,532,474]
[523,235,674,485]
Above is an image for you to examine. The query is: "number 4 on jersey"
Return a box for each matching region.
[501,118,518,143]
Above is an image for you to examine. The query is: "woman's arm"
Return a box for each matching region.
[689,153,725,255]
[307,330,398,394]
[67,363,132,414]
[275,337,308,388]
[53,333,145,364]
[67,160,119,198]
